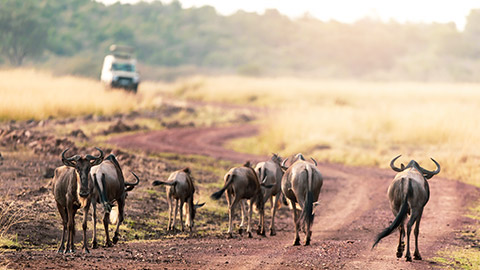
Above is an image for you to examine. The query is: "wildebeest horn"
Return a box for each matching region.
[311,157,317,167]
[389,155,403,172]
[86,147,104,166]
[194,202,205,209]
[281,158,289,170]
[261,176,268,184]
[61,148,79,167]
[420,158,441,179]
[125,171,140,191]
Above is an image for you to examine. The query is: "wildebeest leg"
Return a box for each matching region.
[82,200,91,253]
[56,203,67,253]
[172,199,179,232]
[238,199,246,235]
[258,198,266,236]
[228,197,239,238]
[405,208,421,262]
[413,209,423,260]
[270,193,279,236]
[396,221,405,258]
[112,199,125,244]
[247,200,253,238]
[305,216,312,246]
[91,201,98,249]
[167,196,173,231]
[179,200,185,232]
[103,210,112,247]
[291,200,300,246]
[65,201,76,253]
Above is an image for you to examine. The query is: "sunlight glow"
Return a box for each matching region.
[99,0,480,30]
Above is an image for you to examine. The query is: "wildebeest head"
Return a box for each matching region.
[389,155,440,179]
[280,153,318,171]
[270,153,283,165]
[62,148,104,198]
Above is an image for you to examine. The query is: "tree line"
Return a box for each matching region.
[2,0,480,81]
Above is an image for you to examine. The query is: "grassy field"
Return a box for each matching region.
[166,76,480,187]
[2,69,480,186]
[0,69,145,121]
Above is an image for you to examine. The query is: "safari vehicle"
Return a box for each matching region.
[100,44,140,93]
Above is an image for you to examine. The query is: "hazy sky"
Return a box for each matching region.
[100,0,480,30]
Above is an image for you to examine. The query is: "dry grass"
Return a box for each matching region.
[2,70,480,185]
[170,76,480,186]
[0,69,142,121]
[0,201,26,250]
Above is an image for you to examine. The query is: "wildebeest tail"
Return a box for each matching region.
[211,174,234,200]
[152,180,176,186]
[372,178,412,249]
[299,168,314,227]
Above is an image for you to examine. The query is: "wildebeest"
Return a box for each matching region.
[90,154,140,248]
[152,167,205,232]
[254,153,284,236]
[52,147,104,253]
[211,161,270,238]
[281,153,323,246]
[372,155,440,261]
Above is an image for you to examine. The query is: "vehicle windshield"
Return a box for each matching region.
[112,63,135,72]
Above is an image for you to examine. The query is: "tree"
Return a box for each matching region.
[0,1,49,66]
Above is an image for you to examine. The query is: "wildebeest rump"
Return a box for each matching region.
[90,154,140,248]
[211,161,270,238]
[281,153,323,246]
[254,153,284,236]
[152,167,205,232]
[372,155,440,261]
[52,148,104,253]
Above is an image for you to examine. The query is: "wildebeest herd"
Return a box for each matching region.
[52,148,440,262]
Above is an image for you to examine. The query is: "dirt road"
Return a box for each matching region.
[109,125,478,269]
[2,122,479,269]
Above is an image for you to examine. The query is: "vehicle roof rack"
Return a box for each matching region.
[109,44,134,59]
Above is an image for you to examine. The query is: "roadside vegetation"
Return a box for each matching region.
[165,76,480,187]
[3,69,480,187]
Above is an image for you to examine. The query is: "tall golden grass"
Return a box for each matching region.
[0,69,142,121]
[171,76,480,186]
[2,70,480,186]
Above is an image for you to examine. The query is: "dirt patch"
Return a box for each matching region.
[0,102,479,269]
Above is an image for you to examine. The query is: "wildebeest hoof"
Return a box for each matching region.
[227,233,233,239]
[293,239,300,246]
[405,255,412,262]
[396,251,403,258]
[304,239,311,246]
[248,232,252,238]
[83,247,90,254]
[113,236,119,244]
[105,241,113,247]
[270,229,276,236]
[238,228,244,235]
[92,240,98,249]
[414,254,422,260]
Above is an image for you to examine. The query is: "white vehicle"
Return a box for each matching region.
[100,45,140,93]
